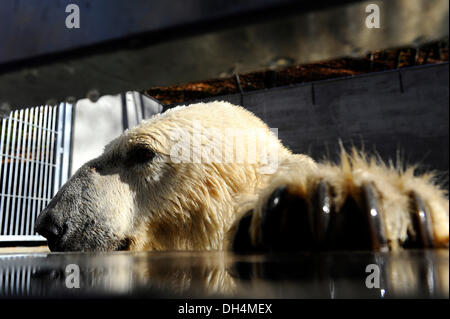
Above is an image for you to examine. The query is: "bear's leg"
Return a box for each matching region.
[232,150,449,252]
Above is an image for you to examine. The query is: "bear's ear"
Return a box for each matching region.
[125,146,156,166]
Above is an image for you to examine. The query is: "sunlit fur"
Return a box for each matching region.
[49,101,448,252]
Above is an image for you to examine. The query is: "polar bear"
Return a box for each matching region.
[35,101,449,252]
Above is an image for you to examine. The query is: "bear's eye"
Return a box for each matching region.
[126,147,156,166]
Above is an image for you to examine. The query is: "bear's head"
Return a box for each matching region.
[35,102,287,252]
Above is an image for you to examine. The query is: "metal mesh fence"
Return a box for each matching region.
[0,103,72,241]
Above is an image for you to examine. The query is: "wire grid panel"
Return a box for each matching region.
[0,103,72,241]
[0,256,40,297]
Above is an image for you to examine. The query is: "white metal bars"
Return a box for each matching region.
[0,256,39,297]
[0,103,72,241]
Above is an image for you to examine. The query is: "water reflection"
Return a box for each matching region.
[0,250,448,298]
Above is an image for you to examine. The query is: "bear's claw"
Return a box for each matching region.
[259,186,313,251]
[232,210,254,253]
[232,182,438,252]
[310,181,332,248]
[361,183,389,251]
[406,192,435,248]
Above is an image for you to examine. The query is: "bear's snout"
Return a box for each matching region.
[35,209,67,251]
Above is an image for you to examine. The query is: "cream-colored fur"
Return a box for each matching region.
[101,101,447,251]
[42,101,448,252]
[109,101,291,250]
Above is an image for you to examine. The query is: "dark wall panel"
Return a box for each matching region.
[175,63,449,178]
[239,63,449,174]
[175,63,448,176]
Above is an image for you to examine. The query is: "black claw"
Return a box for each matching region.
[407,192,435,248]
[310,181,333,247]
[232,210,255,253]
[260,187,288,250]
[327,183,388,251]
[260,186,313,251]
[362,183,388,252]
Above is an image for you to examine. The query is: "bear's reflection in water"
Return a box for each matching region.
[1,250,448,298]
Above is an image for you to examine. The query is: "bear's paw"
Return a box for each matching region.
[232,151,449,252]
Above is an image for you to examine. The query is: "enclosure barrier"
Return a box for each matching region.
[0,103,72,242]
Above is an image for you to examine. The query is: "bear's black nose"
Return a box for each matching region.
[35,211,65,243]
